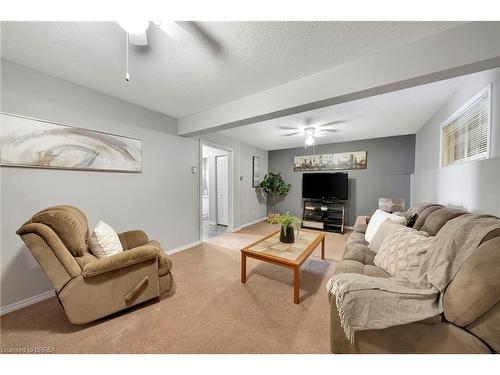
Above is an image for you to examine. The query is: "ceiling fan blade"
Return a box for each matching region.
[284,131,302,136]
[317,120,344,127]
[155,21,194,45]
[278,126,300,130]
[322,129,338,132]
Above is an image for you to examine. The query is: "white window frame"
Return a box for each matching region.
[439,83,492,168]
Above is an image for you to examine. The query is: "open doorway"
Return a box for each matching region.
[201,144,230,240]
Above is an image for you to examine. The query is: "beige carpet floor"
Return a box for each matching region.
[0,222,348,353]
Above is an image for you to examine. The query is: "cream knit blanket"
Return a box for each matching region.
[326,214,500,343]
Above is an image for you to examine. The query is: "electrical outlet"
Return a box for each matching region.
[240,176,243,181]
[191,166,198,174]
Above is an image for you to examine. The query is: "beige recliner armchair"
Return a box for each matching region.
[16,205,174,324]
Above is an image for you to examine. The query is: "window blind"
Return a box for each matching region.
[441,89,490,166]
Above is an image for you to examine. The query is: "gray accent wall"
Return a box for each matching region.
[412,68,500,217]
[268,135,415,225]
[0,60,200,309]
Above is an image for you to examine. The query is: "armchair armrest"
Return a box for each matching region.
[118,230,149,250]
[353,215,370,233]
[82,244,159,278]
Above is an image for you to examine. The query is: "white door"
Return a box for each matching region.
[216,155,229,226]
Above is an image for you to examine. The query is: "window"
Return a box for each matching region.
[440,84,491,167]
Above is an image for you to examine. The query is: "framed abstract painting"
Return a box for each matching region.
[0,112,142,172]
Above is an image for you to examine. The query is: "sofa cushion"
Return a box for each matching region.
[342,243,376,265]
[365,209,406,243]
[412,205,444,231]
[353,216,369,233]
[31,205,89,257]
[334,259,390,278]
[443,236,500,327]
[421,208,467,236]
[345,231,368,251]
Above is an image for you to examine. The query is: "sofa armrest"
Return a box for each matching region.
[353,216,370,233]
[82,245,159,278]
[118,230,149,250]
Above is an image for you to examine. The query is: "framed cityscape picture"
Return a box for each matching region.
[0,112,142,172]
[252,156,260,187]
[293,151,367,171]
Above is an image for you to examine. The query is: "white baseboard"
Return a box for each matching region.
[1,240,203,315]
[0,289,55,316]
[167,240,202,255]
[231,217,267,232]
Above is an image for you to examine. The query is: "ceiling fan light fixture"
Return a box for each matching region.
[305,135,315,146]
[117,20,150,35]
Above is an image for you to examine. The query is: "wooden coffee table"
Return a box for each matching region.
[240,230,325,304]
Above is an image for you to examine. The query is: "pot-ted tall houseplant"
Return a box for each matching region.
[259,172,291,220]
[269,212,301,243]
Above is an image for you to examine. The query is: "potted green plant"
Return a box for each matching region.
[259,172,291,220]
[269,212,301,243]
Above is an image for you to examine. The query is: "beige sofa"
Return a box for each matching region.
[16,205,174,324]
[330,203,500,353]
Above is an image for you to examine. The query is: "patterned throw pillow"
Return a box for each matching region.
[374,226,434,276]
[88,221,124,259]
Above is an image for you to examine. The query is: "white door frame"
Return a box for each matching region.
[215,155,229,226]
[199,139,234,241]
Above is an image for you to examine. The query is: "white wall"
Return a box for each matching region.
[1,60,200,309]
[198,133,268,228]
[411,68,500,216]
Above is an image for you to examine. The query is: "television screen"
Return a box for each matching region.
[302,173,348,200]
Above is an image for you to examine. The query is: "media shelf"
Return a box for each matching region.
[302,199,345,234]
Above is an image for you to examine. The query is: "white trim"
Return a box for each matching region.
[167,240,202,255]
[439,83,492,168]
[1,239,203,315]
[0,289,55,316]
[199,139,235,239]
[231,217,268,232]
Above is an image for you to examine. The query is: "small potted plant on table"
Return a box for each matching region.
[269,212,302,243]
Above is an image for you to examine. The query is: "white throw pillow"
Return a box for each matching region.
[368,219,402,253]
[374,226,433,276]
[88,221,124,259]
[365,209,407,243]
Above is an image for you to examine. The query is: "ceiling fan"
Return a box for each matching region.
[117,20,216,82]
[280,120,343,146]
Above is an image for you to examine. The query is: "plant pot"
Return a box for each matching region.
[280,225,295,243]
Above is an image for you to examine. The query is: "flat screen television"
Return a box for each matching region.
[302,172,348,200]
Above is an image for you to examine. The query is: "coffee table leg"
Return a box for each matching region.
[294,267,299,304]
[241,252,246,284]
[321,236,325,260]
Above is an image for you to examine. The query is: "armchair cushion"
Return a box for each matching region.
[31,206,89,256]
[82,244,159,278]
[118,230,149,250]
[148,240,173,276]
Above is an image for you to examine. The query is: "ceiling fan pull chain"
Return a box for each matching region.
[125,32,130,82]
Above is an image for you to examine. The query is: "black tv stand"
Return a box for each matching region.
[302,199,345,234]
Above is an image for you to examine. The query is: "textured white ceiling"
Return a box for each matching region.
[1,21,462,118]
[219,75,468,150]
